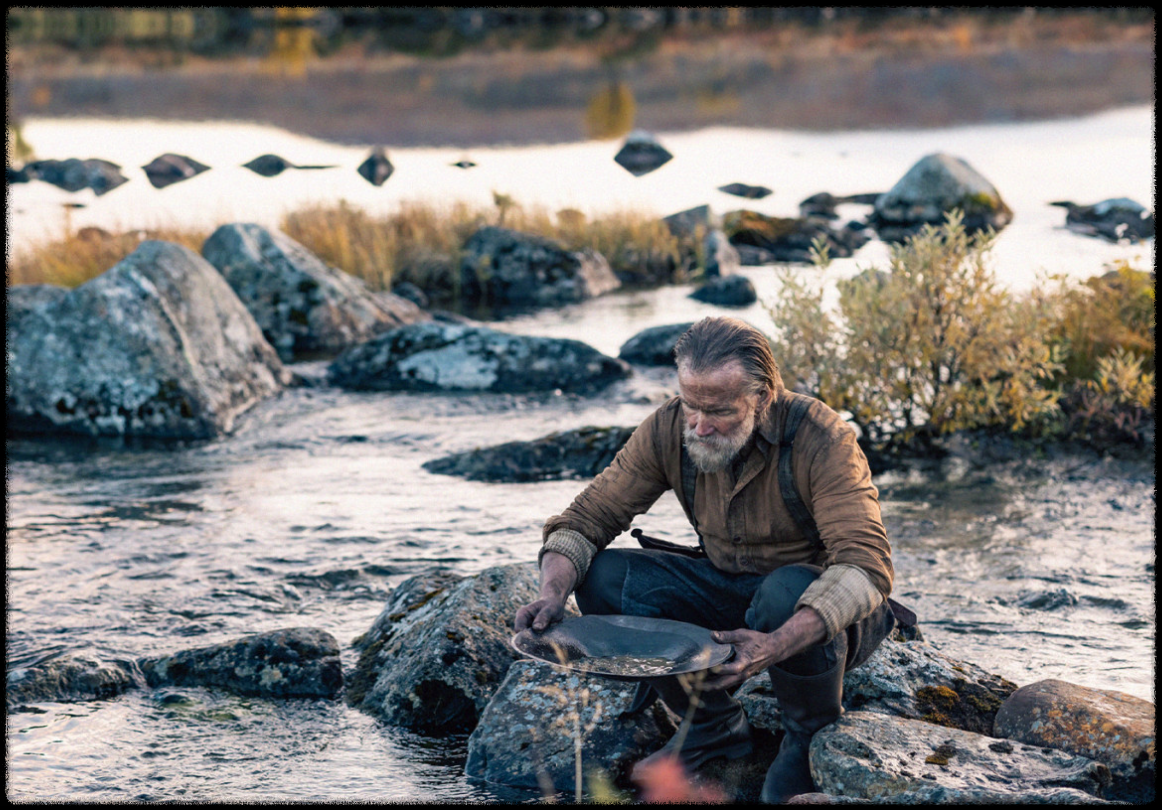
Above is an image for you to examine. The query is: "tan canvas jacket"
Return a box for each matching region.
[542,394,894,638]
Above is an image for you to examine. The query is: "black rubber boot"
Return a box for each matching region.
[760,659,845,804]
[631,676,753,781]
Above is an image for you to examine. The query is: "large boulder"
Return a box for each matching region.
[618,322,695,366]
[736,637,1018,738]
[994,679,1154,803]
[811,712,1111,802]
[348,564,577,734]
[422,425,636,483]
[327,321,632,394]
[202,223,427,361]
[465,660,675,792]
[871,153,1013,241]
[6,241,290,440]
[460,226,621,310]
[6,653,145,710]
[138,628,343,699]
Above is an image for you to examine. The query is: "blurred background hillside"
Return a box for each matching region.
[7,6,1155,148]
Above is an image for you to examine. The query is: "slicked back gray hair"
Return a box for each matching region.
[673,317,783,399]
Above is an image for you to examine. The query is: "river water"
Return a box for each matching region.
[5,78,1157,810]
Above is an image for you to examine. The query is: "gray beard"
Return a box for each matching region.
[682,408,757,474]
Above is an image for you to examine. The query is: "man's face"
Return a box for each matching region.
[677,360,766,473]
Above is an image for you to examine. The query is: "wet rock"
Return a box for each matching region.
[6,654,145,709]
[613,130,673,176]
[1050,198,1155,243]
[871,153,1013,242]
[703,228,740,277]
[719,182,773,199]
[6,283,68,327]
[735,243,781,266]
[422,425,636,482]
[799,191,882,219]
[328,321,631,394]
[689,274,757,307]
[350,564,577,734]
[141,153,210,189]
[994,679,1155,803]
[736,637,1019,737]
[618,322,696,366]
[8,165,31,183]
[663,204,712,238]
[6,241,290,440]
[450,158,477,169]
[465,659,675,791]
[389,281,429,309]
[357,146,394,186]
[724,209,870,263]
[139,628,343,699]
[812,711,1112,801]
[787,785,1114,804]
[23,157,129,195]
[202,223,428,361]
[460,226,620,310]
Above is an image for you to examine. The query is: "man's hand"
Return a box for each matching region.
[700,606,828,692]
[514,551,578,632]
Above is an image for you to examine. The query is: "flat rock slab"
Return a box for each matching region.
[139,627,343,699]
[465,659,674,792]
[6,241,289,440]
[349,564,579,734]
[995,679,1155,803]
[328,321,631,393]
[812,711,1112,801]
[422,425,635,482]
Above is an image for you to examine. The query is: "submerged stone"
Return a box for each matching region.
[422,425,636,482]
[6,654,145,709]
[719,182,773,199]
[141,153,210,189]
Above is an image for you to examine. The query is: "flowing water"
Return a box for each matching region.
[6,13,1156,803]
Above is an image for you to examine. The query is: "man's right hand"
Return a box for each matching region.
[514,551,579,632]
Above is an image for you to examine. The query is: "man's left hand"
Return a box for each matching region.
[700,606,828,692]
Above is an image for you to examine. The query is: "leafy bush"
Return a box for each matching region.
[766,212,1064,448]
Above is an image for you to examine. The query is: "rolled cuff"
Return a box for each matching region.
[795,564,885,642]
[539,529,599,586]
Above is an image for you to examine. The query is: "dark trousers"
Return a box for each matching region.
[574,548,894,678]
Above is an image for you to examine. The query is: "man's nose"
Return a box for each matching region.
[691,413,716,437]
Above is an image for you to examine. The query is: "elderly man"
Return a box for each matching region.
[514,316,896,803]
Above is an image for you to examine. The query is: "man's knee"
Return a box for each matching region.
[574,551,629,615]
[746,564,822,633]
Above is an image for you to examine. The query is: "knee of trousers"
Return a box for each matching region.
[573,550,629,616]
[746,564,823,633]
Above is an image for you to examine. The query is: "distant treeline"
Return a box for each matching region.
[8,6,1154,59]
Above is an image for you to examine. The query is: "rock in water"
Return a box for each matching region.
[23,157,129,195]
[139,628,343,699]
[357,146,394,186]
[613,130,673,176]
[6,241,290,440]
[242,154,295,177]
[349,564,574,733]
[618,322,696,366]
[465,660,675,791]
[719,182,773,199]
[994,679,1155,803]
[1050,198,1155,243]
[871,153,1012,241]
[422,425,636,482]
[141,153,211,189]
[460,226,620,310]
[689,274,757,307]
[328,321,631,394]
[203,223,428,361]
[6,654,145,710]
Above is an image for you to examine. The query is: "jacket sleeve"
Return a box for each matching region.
[541,406,673,584]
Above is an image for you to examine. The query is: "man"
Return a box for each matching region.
[514,316,896,803]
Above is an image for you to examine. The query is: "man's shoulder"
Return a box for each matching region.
[779,392,855,443]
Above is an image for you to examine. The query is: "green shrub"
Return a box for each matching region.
[766,212,1064,447]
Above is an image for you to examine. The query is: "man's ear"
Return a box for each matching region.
[757,387,775,411]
